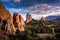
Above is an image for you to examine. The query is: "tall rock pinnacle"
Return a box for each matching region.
[13,12,25,32]
[40,16,45,25]
[19,15,25,25]
[26,13,32,23]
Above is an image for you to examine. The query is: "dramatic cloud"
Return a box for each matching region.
[7,4,60,20]
[1,0,60,8]
[1,0,60,20]
[28,4,60,15]
[6,4,59,20]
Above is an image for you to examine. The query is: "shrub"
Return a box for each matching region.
[55,27,60,33]
[22,33,30,40]
[15,29,24,40]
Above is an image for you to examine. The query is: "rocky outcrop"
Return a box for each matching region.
[40,16,45,25]
[13,13,20,27]
[0,2,16,34]
[19,15,25,25]
[0,2,25,34]
[13,12,25,32]
[26,13,32,23]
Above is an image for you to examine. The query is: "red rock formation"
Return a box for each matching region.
[26,13,32,23]
[13,12,25,32]
[19,15,25,25]
[0,2,16,34]
[0,2,25,34]
[13,12,20,27]
[40,16,45,25]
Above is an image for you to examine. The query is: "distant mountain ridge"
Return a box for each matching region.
[45,15,60,21]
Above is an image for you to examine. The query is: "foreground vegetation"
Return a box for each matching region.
[0,19,60,40]
[0,24,60,40]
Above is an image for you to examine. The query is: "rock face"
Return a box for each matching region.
[0,2,16,34]
[13,13,20,27]
[13,12,25,32]
[19,15,25,25]
[26,13,32,23]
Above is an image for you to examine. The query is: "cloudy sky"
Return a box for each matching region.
[1,0,60,20]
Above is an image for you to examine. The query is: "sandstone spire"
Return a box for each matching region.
[26,13,32,23]
[19,15,25,25]
[13,12,25,32]
[40,16,45,25]
[13,12,20,27]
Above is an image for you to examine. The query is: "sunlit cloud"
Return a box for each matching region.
[28,4,60,15]
[7,4,60,20]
